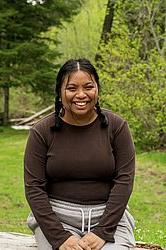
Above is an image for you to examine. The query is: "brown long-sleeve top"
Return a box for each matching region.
[24,109,135,250]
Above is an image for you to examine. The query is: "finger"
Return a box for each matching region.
[78,245,85,250]
[91,241,105,250]
[78,240,91,250]
[72,245,84,250]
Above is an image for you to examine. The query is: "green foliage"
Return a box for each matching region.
[9,86,52,118]
[1,0,165,150]
[96,0,166,150]
[54,0,166,150]
[56,0,107,63]
[123,0,166,59]
[0,0,84,92]
[0,0,85,124]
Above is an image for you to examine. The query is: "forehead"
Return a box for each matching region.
[63,70,94,84]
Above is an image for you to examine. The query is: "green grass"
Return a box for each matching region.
[129,151,166,247]
[0,127,166,247]
[0,127,30,234]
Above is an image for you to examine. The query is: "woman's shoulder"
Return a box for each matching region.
[101,108,127,134]
[101,108,125,124]
[28,113,55,145]
[101,109,132,144]
[31,112,55,133]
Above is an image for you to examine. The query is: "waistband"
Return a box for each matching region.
[49,198,106,233]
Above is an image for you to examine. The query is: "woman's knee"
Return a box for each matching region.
[35,227,53,250]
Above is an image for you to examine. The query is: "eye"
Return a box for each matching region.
[66,86,76,92]
[84,85,94,90]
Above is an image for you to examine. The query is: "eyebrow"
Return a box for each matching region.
[66,81,94,86]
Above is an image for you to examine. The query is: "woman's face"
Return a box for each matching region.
[61,70,98,123]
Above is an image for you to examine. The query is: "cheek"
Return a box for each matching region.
[61,92,74,106]
[65,93,74,101]
[61,94,66,104]
[90,89,98,101]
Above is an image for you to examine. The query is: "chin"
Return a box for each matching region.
[73,111,89,117]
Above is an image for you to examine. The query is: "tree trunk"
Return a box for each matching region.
[100,0,115,43]
[95,0,115,62]
[3,86,9,125]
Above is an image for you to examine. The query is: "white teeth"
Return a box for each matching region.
[75,102,87,106]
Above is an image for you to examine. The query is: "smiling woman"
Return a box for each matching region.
[55,58,106,128]
[24,58,136,250]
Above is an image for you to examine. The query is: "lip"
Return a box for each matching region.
[74,101,88,105]
[73,101,90,109]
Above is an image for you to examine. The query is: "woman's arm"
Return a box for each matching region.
[24,127,72,250]
[92,119,135,242]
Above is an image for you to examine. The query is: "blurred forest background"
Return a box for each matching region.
[0,0,166,247]
[0,0,165,150]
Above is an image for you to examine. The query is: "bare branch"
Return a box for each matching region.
[161,14,166,56]
[146,0,162,55]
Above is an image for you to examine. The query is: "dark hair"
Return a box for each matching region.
[54,58,108,130]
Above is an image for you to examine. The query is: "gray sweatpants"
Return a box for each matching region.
[27,199,135,250]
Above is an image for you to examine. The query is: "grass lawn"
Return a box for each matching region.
[129,151,166,247]
[0,127,165,247]
[0,127,29,234]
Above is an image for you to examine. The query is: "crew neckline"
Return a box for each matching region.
[60,115,99,129]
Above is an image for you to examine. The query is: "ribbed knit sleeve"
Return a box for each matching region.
[92,114,135,242]
[24,125,72,250]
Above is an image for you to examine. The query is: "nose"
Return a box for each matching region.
[75,88,87,99]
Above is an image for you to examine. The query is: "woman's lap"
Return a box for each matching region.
[32,200,135,250]
[35,227,132,250]
[34,219,135,250]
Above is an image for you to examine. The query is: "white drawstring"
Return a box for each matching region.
[77,208,85,233]
[77,208,94,233]
[87,208,94,233]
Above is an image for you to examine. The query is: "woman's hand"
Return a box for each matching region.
[79,232,105,250]
[59,235,84,250]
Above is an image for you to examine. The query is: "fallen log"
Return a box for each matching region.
[17,105,54,125]
[0,232,37,249]
[0,232,165,250]
[136,242,165,250]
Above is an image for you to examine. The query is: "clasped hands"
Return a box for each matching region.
[59,232,105,250]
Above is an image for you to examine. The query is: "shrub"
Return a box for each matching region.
[97,40,166,150]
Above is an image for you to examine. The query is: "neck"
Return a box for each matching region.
[62,110,98,126]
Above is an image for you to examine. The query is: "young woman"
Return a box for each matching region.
[24,58,135,250]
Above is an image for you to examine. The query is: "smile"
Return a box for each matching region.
[72,101,90,109]
[74,101,88,106]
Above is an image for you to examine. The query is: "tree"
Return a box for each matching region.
[95,0,115,62]
[96,0,166,149]
[56,0,107,63]
[99,0,115,44]
[0,0,84,124]
[123,0,166,59]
